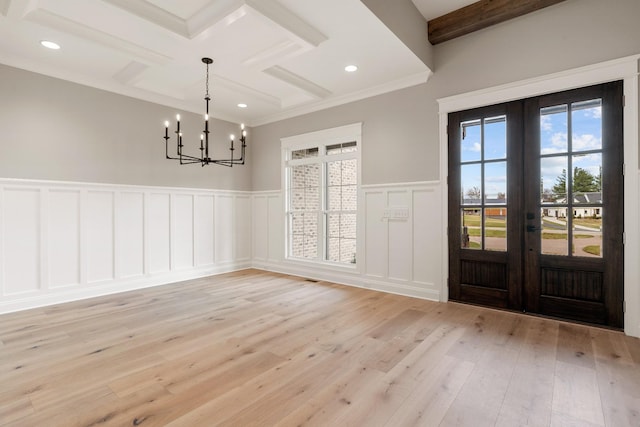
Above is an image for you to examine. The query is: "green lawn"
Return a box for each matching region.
[465,227,593,239]
[583,245,601,256]
[574,218,602,228]
[462,214,506,228]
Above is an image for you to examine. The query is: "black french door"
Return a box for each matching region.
[448,81,624,328]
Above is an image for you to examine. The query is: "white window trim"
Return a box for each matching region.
[438,54,640,338]
[281,123,363,272]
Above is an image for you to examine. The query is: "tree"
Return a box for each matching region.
[466,186,481,200]
[551,167,598,198]
[552,169,567,198]
[573,167,597,192]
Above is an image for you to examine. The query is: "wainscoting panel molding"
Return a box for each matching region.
[0,179,252,314]
[252,182,443,302]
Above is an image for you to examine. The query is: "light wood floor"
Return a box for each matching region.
[1,270,639,426]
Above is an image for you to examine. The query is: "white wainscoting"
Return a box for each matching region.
[0,179,252,314]
[252,182,444,301]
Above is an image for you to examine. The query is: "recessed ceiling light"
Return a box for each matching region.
[237,103,248,108]
[40,40,61,50]
[345,65,358,73]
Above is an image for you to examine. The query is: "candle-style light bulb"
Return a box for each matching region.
[242,130,247,137]
[230,134,235,141]
[164,121,169,128]
[205,114,209,121]
[241,123,245,130]
[176,114,181,121]
[200,134,204,140]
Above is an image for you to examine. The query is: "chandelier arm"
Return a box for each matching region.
[210,160,234,167]
[178,153,203,162]
[161,57,247,168]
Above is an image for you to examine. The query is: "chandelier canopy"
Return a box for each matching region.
[163,57,246,167]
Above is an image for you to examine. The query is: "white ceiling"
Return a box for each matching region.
[410,0,477,21]
[0,0,474,126]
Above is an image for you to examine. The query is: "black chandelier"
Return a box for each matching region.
[163,57,246,167]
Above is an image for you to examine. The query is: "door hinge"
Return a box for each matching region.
[623,163,626,176]
[623,232,626,245]
[623,300,626,313]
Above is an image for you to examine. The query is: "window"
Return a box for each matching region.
[282,124,361,265]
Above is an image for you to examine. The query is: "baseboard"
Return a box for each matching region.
[0,262,251,314]
[253,261,441,302]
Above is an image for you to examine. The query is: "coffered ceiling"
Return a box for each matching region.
[0,0,474,126]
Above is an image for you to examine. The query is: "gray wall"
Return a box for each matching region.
[0,64,252,191]
[361,0,433,70]
[252,0,640,191]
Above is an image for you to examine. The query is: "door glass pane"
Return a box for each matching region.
[572,99,602,152]
[541,157,568,202]
[484,208,507,251]
[572,153,602,202]
[540,105,568,154]
[484,115,507,160]
[573,208,602,258]
[461,164,482,205]
[484,161,507,204]
[461,208,481,250]
[541,207,568,255]
[461,119,482,162]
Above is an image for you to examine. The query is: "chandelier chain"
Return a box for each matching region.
[205,61,210,99]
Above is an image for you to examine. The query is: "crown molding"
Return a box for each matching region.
[251,70,431,127]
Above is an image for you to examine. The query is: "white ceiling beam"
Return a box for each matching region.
[264,66,331,100]
[245,0,327,48]
[186,0,246,39]
[242,40,303,70]
[25,8,172,65]
[0,0,11,16]
[211,74,282,108]
[2,0,37,19]
[100,0,189,38]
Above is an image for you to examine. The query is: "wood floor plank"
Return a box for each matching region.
[591,329,640,426]
[494,317,558,427]
[1,270,639,426]
[555,322,597,369]
[382,355,475,426]
[552,360,606,426]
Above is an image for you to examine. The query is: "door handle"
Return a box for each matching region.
[526,225,541,232]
